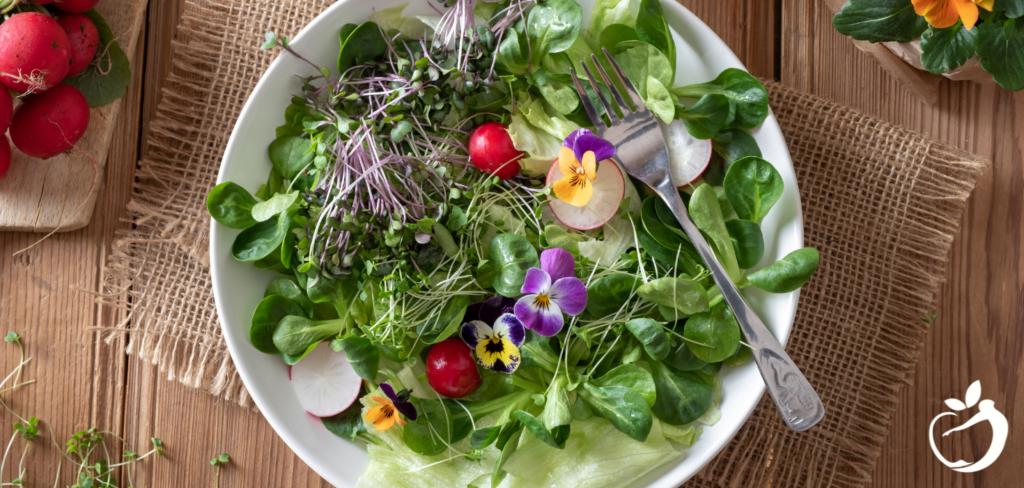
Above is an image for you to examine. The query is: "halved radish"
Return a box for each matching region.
[290,342,362,417]
[662,119,712,187]
[546,159,625,231]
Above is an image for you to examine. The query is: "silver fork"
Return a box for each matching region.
[570,49,824,432]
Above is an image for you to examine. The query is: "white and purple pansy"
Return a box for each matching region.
[461,313,526,374]
[513,248,588,336]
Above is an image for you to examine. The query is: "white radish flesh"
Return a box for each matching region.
[662,120,712,187]
[546,159,625,231]
[290,342,363,417]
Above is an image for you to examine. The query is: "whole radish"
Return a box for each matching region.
[10,83,90,159]
[0,136,10,180]
[1,89,11,134]
[53,0,102,14]
[0,13,72,94]
[57,14,100,77]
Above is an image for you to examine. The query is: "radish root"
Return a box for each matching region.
[12,148,99,256]
[0,69,47,95]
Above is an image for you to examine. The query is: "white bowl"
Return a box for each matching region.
[211,1,802,486]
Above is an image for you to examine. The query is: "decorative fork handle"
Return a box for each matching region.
[651,177,825,432]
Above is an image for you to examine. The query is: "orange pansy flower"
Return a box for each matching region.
[912,0,994,30]
[364,395,408,431]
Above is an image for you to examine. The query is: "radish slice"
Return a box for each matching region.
[662,120,712,187]
[290,342,362,417]
[546,159,625,231]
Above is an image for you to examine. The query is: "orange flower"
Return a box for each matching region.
[912,0,994,30]
[364,395,408,431]
[552,146,597,207]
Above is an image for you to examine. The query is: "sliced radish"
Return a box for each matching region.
[662,119,712,187]
[546,159,625,231]
[290,342,362,417]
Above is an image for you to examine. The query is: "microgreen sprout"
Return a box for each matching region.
[210,452,230,487]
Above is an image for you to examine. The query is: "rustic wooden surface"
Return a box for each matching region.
[0,0,149,233]
[0,0,1019,486]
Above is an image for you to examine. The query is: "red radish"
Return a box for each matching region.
[1,89,11,133]
[426,338,481,398]
[0,136,10,180]
[53,0,102,14]
[662,119,712,187]
[10,83,90,159]
[0,13,72,94]
[546,159,625,231]
[290,342,363,417]
[57,14,100,78]
[469,122,523,180]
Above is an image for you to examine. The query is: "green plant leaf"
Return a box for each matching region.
[527,0,583,59]
[920,23,977,74]
[725,219,764,269]
[264,277,315,317]
[712,129,762,165]
[637,277,709,316]
[231,211,290,262]
[540,375,573,429]
[268,136,315,180]
[321,395,366,440]
[689,184,742,281]
[272,316,345,356]
[513,411,570,449]
[498,27,530,74]
[538,80,580,114]
[613,41,673,98]
[642,196,684,248]
[598,23,639,54]
[635,0,676,75]
[589,0,635,32]
[976,21,1024,91]
[594,363,657,407]
[521,333,559,373]
[621,318,672,362]
[337,21,388,74]
[664,322,708,371]
[586,273,640,317]
[250,295,306,354]
[470,426,501,449]
[63,9,131,107]
[650,360,713,425]
[251,191,298,222]
[207,182,259,230]
[832,0,928,43]
[747,247,820,293]
[683,303,741,363]
[675,93,730,139]
[645,76,675,123]
[579,383,652,442]
[333,336,379,382]
[995,0,1024,18]
[415,295,470,344]
[670,69,769,131]
[723,156,784,225]
[487,233,540,297]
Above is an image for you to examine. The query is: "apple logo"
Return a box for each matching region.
[928,381,1008,473]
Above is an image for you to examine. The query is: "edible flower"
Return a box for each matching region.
[552,129,615,207]
[464,295,517,325]
[461,312,526,373]
[514,248,587,336]
[912,0,993,30]
[364,383,417,431]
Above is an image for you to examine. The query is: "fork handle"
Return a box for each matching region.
[653,178,825,432]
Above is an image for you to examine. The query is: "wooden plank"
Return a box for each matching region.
[0,0,149,233]
[781,2,1024,487]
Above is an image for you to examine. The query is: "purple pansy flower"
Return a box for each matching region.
[564,128,616,163]
[463,296,517,325]
[513,248,588,336]
[461,313,526,374]
[379,383,418,421]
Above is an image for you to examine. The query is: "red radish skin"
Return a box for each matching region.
[290,343,363,417]
[546,159,626,231]
[0,90,11,133]
[426,338,481,398]
[469,122,523,180]
[0,136,11,180]
[10,83,90,159]
[57,14,100,78]
[53,0,102,14]
[0,13,72,94]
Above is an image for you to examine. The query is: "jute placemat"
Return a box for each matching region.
[90,0,987,486]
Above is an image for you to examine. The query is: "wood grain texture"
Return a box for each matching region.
[0,0,1019,486]
[0,0,148,233]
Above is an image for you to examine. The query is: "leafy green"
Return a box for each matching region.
[976,21,1024,91]
[645,76,675,123]
[635,0,676,75]
[540,375,574,429]
[670,69,769,131]
[231,211,290,262]
[747,247,820,293]
[521,333,559,373]
[586,273,639,317]
[674,93,730,139]
[250,295,305,354]
[508,113,563,158]
[920,23,977,74]
[522,95,581,139]
[402,398,473,456]
[264,277,315,317]
[337,22,388,74]
[321,395,366,441]
[63,9,131,107]
[514,411,571,449]
[996,0,1024,18]
[416,295,471,344]
[664,326,708,371]
[612,41,673,98]
[579,383,652,442]
[373,3,431,38]
[723,156,784,225]
[487,233,540,297]
[268,136,314,181]
[251,191,298,222]
[831,0,928,43]
[712,129,762,165]
[689,184,742,281]
[642,196,684,249]
[333,336,380,382]
[650,360,713,425]
[272,316,345,356]
[589,0,636,32]
[637,277,709,315]
[598,23,639,53]
[469,426,501,449]
[207,182,259,230]
[726,219,764,269]
[498,28,530,74]
[722,343,752,366]
[538,80,580,114]
[683,303,741,363]
[542,225,584,253]
[527,0,583,59]
[594,363,657,407]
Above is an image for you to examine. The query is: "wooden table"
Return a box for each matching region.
[1,0,1020,486]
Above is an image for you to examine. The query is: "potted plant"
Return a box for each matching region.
[832,0,1024,91]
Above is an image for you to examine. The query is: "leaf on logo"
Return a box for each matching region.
[964,380,982,408]
[944,398,968,411]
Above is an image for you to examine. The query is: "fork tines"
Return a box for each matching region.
[568,47,648,134]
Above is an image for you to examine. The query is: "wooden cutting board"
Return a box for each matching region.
[0,0,149,233]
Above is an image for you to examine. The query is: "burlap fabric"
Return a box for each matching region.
[93,0,987,486]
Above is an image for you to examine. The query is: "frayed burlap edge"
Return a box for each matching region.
[87,0,988,486]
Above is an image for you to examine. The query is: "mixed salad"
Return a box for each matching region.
[207,0,820,487]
